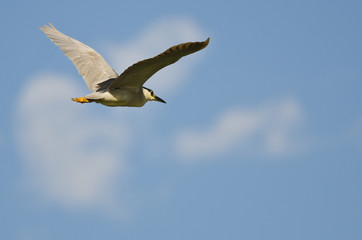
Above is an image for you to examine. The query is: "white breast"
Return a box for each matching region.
[98,88,148,107]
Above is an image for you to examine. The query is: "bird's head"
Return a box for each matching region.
[143,87,166,104]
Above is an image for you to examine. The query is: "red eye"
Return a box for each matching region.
[150,91,154,96]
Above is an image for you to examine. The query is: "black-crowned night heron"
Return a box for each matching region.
[40,24,209,107]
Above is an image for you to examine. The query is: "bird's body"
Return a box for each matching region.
[89,87,148,107]
[40,24,209,107]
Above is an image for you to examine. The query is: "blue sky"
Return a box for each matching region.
[1,0,362,239]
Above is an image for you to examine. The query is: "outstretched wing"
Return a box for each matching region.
[40,24,118,92]
[109,38,210,90]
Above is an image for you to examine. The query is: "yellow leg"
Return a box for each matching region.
[72,97,90,103]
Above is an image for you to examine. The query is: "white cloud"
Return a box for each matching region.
[15,73,130,213]
[105,16,208,96]
[175,98,305,161]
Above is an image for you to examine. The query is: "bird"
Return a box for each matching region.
[40,24,209,107]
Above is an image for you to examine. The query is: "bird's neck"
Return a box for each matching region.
[142,88,152,101]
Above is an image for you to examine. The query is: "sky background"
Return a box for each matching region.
[1,0,362,239]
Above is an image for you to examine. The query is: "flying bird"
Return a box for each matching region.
[40,24,209,107]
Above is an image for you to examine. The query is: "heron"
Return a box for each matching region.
[40,24,209,107]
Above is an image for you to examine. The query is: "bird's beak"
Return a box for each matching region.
[154,95,166,103]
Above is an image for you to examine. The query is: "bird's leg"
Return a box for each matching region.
[72,97,90,103]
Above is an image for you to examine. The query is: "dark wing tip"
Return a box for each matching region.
[163,37,210,58]
[190,37,210,51]
[203,37,210,48]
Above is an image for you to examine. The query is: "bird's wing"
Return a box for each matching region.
[109,38,210,90]
[40,24,118,92]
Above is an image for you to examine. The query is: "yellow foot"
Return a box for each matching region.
[72,97,89,103]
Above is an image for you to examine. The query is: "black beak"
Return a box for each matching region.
[155,95,166,103]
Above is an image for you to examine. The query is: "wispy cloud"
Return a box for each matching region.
[175,98,306,162]
[15,73,130,213]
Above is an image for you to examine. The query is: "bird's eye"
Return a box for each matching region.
[150,91,154,97]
